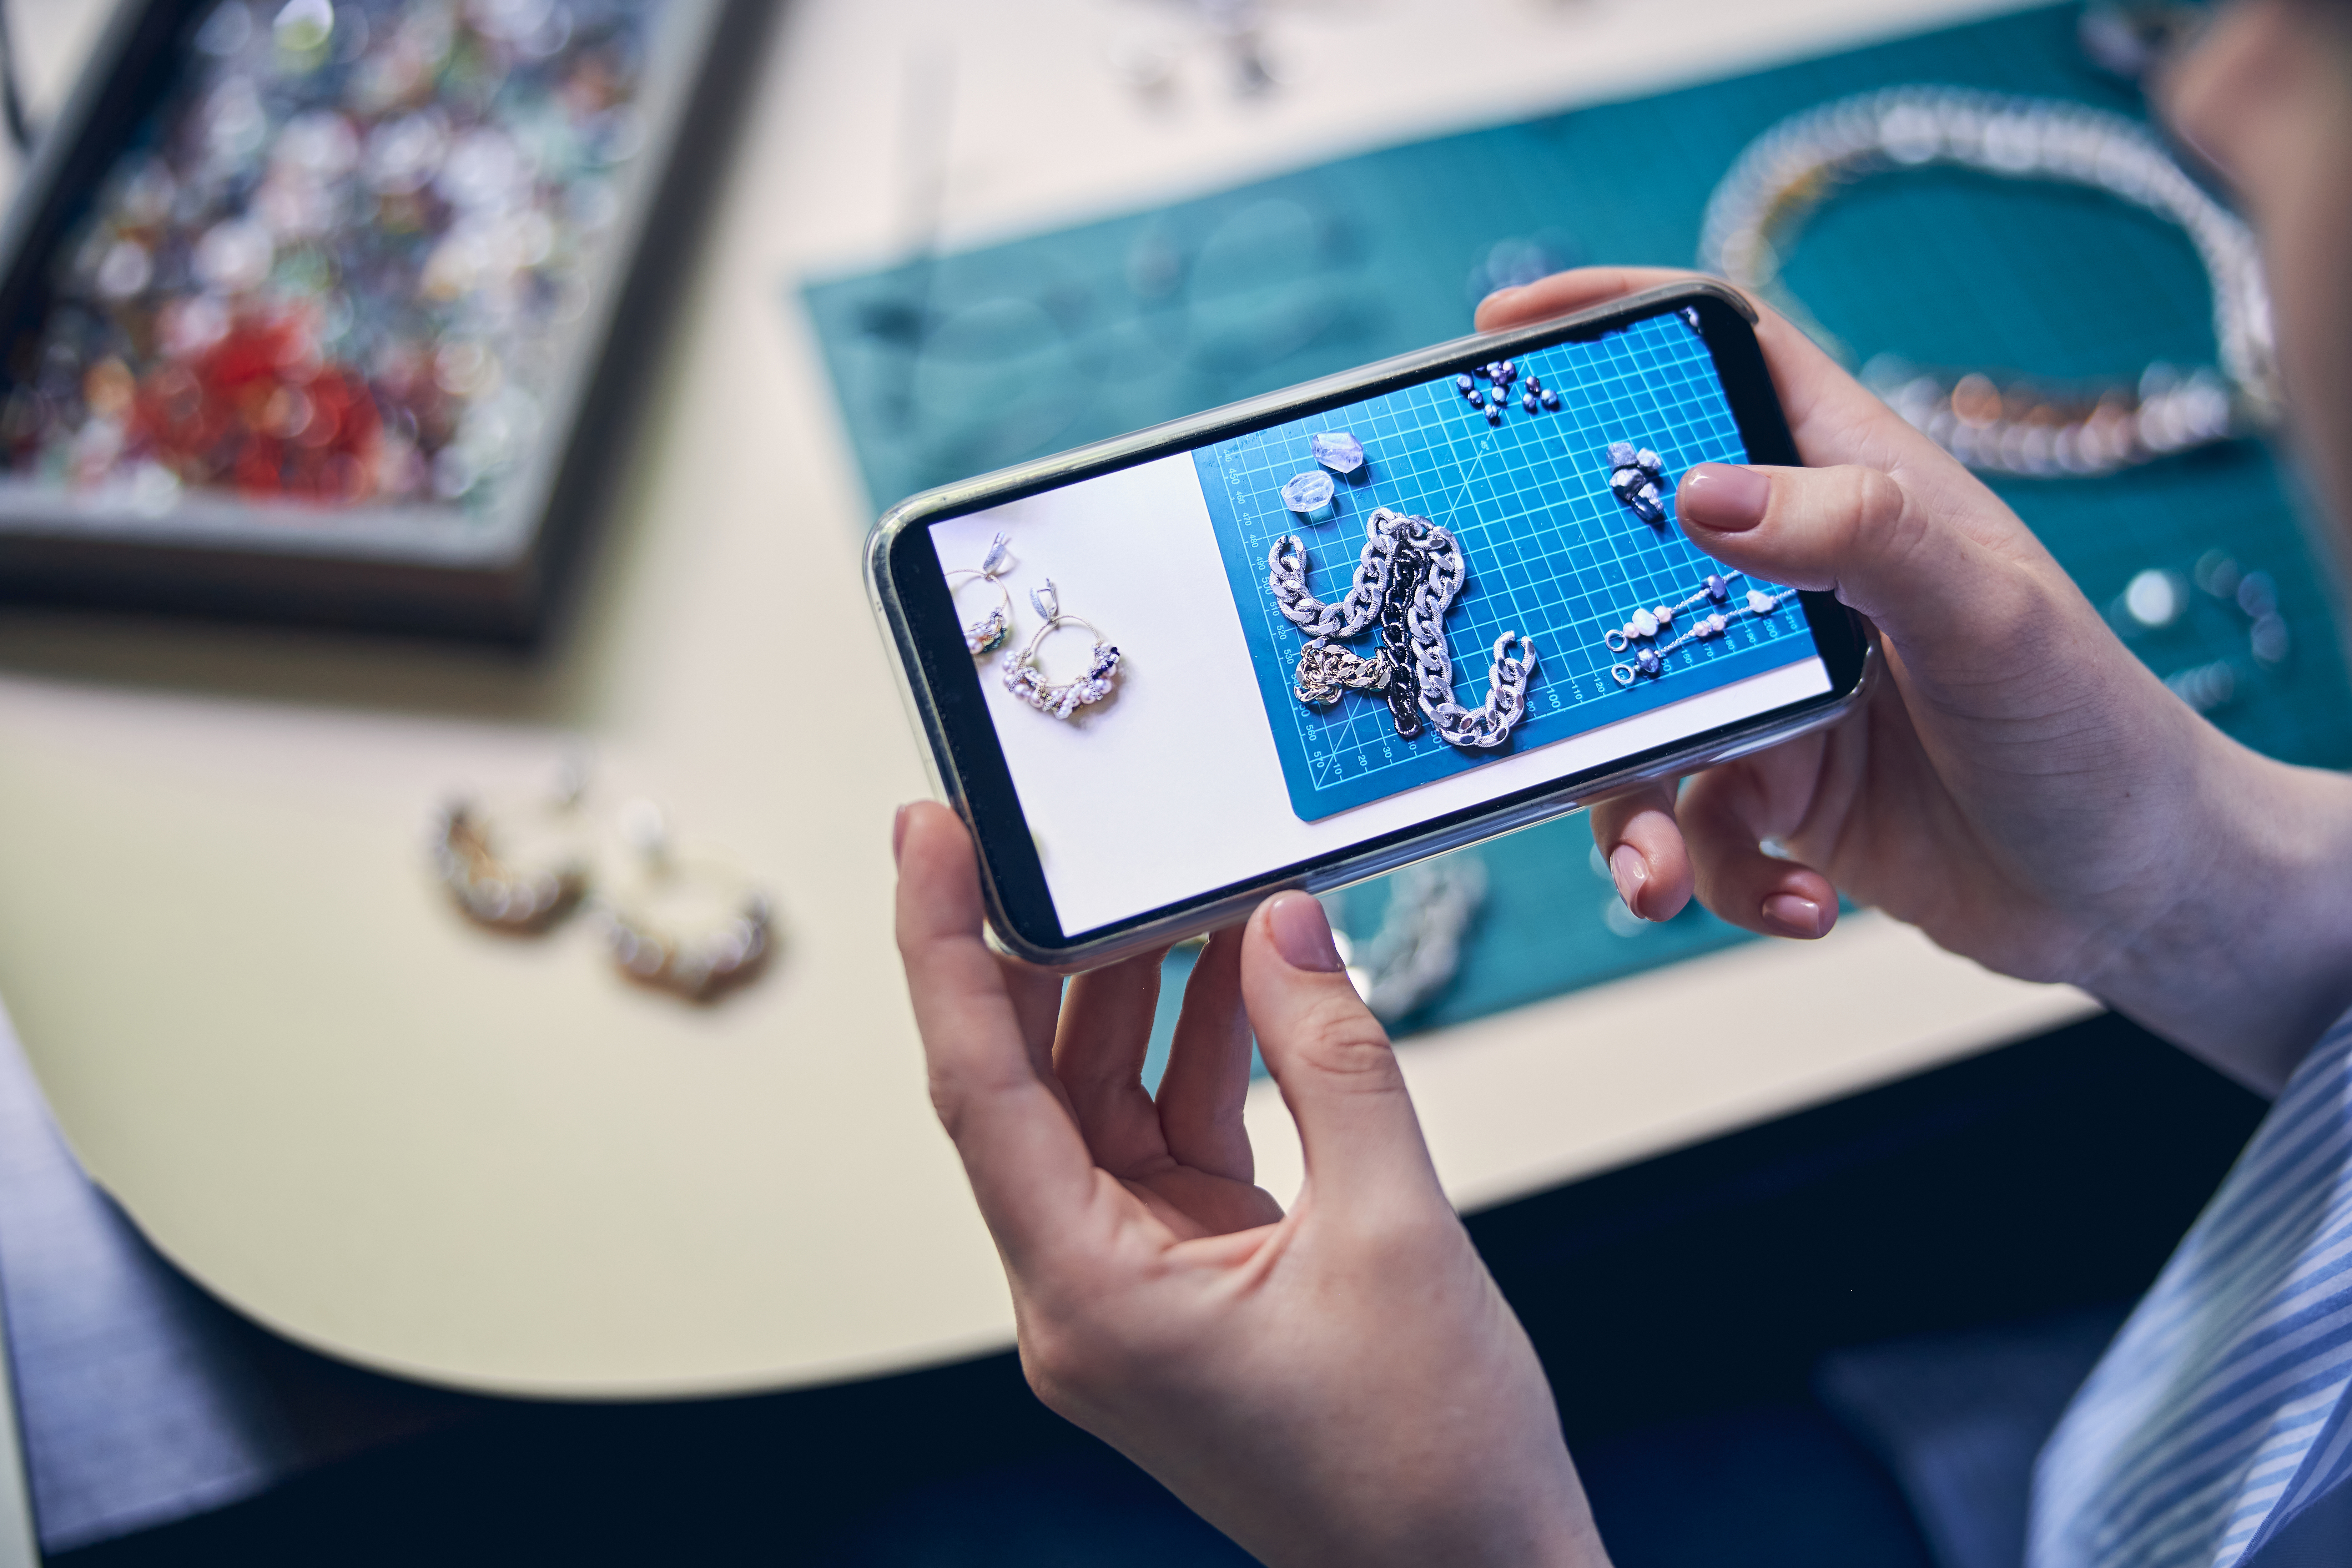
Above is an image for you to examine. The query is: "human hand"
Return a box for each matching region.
[893,801,1609,1568]
[1476,268,2352,1090]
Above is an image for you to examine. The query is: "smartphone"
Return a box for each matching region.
[867,281,1871,967]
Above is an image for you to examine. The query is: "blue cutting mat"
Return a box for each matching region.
[1196,312,1810,819]
[805,2,2352,1037]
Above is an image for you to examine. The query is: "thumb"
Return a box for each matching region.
[1239,893,1442,1214]
[1676,460,2085,691]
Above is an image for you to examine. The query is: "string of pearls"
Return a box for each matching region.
[1698,86,2281,478]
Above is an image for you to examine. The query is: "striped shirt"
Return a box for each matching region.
[2030,1008,2352,1568]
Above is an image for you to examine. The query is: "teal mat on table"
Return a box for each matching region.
[804,2,2352,1040]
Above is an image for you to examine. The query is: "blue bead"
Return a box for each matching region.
[1539,389,1560,410]
[1521,391,1538,412]
[1497,359,1515,382]
[1487,387,1504,405]
[1455,374,1475,393]
[1706,574,1727,601]
[1485,406,1502,425]
[1525,376,1542,393]
[1637,649,1661,675]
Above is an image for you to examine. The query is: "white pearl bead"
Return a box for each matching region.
[1747,589,1777,616]
[1632,609,1659,639]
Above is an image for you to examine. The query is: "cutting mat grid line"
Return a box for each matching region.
[1196,313,1809,818]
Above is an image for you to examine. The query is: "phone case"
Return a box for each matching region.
[867,280,1875,968]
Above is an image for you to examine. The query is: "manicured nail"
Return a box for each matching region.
[892,803,911,867]
[1762,892,1829,938]
[1678,464,1771,532]
[1609,843,1649,920]
[1267,892,1345,973]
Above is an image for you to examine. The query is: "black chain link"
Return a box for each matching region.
[1380,544,1427,739]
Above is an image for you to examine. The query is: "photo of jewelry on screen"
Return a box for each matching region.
[924,303,1833,937]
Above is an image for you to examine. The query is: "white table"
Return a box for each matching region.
[0,0,2085,1398]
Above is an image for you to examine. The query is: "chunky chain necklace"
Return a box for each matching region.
[1698,86,2280,477]
[1332,854,1487,1023]
[1266,507,1535,751]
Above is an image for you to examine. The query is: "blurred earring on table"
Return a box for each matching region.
[597,798,774,1003]
[428,761,591,933]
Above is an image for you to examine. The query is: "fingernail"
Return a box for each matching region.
[1267,893,1345,973]
[1679,464,1771,533]
[1762,893,1828,938]
[1609,843,1649,920]
[892,803,911,867]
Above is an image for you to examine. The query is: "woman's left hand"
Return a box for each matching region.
[894,800,1610,1568]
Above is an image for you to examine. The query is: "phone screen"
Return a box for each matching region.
[919,300,1838,941]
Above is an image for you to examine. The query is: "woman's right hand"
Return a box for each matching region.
[1478,268,2352,1092]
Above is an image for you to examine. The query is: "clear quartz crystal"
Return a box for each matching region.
[1309,430,1364,474]
[1280,470,1335,513]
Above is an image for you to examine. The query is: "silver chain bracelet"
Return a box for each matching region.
[1699,85,2280,477]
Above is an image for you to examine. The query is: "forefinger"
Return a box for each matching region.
[1472,264,1691,334]
[894,802,1101,1264]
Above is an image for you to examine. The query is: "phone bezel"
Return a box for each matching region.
[867,281,1872,968]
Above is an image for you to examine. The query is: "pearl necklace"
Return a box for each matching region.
[1698,86,2280,478]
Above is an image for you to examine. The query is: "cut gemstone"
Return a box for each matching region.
[1281,470,1336,513]
[1310,431,1365,474]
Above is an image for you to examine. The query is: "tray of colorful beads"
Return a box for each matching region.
[0,0,760,637]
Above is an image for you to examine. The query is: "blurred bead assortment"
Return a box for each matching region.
[1,0,664,515]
